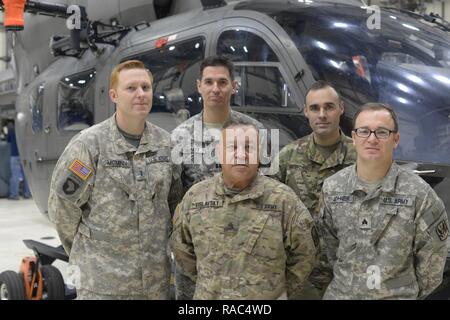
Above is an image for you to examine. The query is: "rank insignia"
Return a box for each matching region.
[69,159,93,181]
[359,217,371,230]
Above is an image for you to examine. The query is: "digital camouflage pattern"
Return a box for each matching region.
[272,132,356,298]
[274,132,356,217]
[171,110,265,193]
[320,162,448,299]
[76,289,148,300]
[48,115,183,299]
[170,173,318,299]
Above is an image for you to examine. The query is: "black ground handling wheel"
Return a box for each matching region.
[0,271,26,300]
[41,265,65,300]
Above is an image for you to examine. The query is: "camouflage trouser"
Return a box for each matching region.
[290,243,333,300]
[292,279,328,300]
[174,264,196,300]
[76,288,149,300]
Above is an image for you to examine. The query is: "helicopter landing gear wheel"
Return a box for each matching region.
[41,265,65,300]
[0,271,26,300]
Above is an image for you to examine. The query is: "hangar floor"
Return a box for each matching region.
[0,198,67,278]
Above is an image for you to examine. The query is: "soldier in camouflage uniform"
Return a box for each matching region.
[48,60,182,299]
[170,121,318,299]
[171,55,264,193]
[171,56,264,299]
[320,103,448,299]
[273,81,356,299]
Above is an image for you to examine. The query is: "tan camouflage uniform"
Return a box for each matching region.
[273,132,356,299]
[320,163,448,299]
[48,115,183,299]
[170,173,318,299]
[170,110,264,299]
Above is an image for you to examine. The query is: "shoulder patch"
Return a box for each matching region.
[56,173,86,202]
[62,176,81,195]
[69,159,93,181]
[436,220,449,241]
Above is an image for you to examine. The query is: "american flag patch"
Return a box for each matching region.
[68,159,93,181]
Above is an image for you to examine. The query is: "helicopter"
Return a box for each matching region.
[0,0,449,299]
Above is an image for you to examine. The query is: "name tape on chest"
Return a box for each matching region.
[380,196,414,207]
[329,195,353,203]
[192,200,224,209]
[68,159,93,181]
[102,159,131,168]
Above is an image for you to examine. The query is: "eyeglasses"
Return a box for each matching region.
[353,127,397,139]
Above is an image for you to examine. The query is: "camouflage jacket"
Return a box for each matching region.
[273,132,356,218]
[170,173,318,299]
[320,163,448,299]
[171,110,264,193]
[48,115,183,297]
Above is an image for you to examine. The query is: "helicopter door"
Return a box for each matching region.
[25,81,47,182]
[48,68,96,161]
[214,25,311,148]
[21,79,54,213]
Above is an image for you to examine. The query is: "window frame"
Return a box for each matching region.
[57,68,96,132]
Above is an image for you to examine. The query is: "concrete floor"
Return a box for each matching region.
[0,198,67,277]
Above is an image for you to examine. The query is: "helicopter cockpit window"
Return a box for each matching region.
[130,37,205,125]
[30,82,45,134]
[58,70,95,131]
[217,30,295,108]
[241,3,450,165]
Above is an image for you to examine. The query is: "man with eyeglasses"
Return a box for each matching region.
[272,80,356,299]
[319,103,448,299]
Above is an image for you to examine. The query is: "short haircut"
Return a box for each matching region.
[199,55,234,80]
[353,102,399,132]
[110,60,153,90]
[304,80,341,104]
[222,118,258,131]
